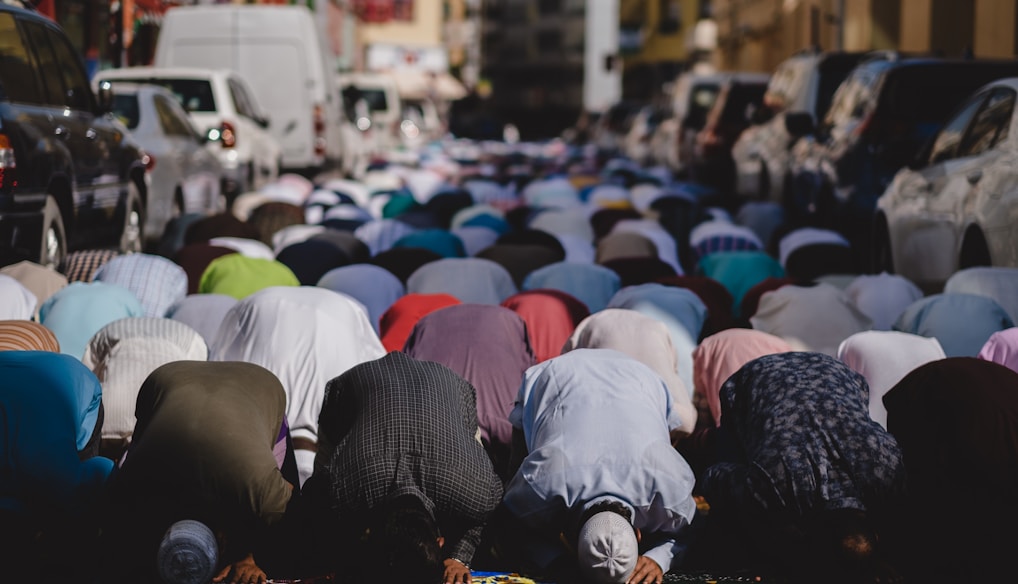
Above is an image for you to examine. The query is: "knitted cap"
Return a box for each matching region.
[576,511,638,583]
[156,520,219,584]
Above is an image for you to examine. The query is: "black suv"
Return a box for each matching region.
[0,3,148,269]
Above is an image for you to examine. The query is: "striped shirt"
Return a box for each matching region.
[0,320,60,352]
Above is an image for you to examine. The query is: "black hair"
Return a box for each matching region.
[571,498,635,546]
[364,494,444,583]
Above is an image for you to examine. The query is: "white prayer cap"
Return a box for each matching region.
[576,510,638,583]
[156,520,219,584]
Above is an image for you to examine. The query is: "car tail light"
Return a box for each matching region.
[0,133,16,189]
[313,104,326,156]
[220,122,236,148]
[141,152,156,171]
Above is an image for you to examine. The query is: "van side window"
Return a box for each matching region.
[21,21,65,106]
[46,27,93,112]
[0,13,43,104]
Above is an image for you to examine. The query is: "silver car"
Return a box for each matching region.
[107,82,224,245]
[875,77,1018,292]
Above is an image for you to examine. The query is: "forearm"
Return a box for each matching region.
[447,523,483,564]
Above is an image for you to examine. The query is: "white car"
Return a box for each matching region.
[875,77,1018,292]
[93,66,281,201]
[106,82,224,245]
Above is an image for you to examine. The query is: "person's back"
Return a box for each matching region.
[502,348,696,581]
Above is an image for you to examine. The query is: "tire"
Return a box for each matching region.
[119,182,144,254]
[40,196,66,270]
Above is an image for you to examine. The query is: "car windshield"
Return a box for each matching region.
[110,94,140,129]
[358,88,389,113]
[107,78,216,113]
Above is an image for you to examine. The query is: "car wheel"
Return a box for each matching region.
[758,162,771,201]
[119,182,144,254]
[959,228,991,270]
[871,215,894,275]
[40,196,66,270]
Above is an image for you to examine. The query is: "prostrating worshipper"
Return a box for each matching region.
[500,289,589,363]
[92,253,188,317]
[81,317,209,462]
[101,361,296,584]
[749,283,873,356]
[173,243,237,294]
[691,352,907,584]
[300,351,503,584]
[892,292,1014,357]
[696,250,784,319]
[406,256,518,305]
[883,357,1018,582]
[0,351,113,580]
[58,248,120,282]
[498,348,697,583]
[837,330,947,429]
[943,266,1018,323]
[564,308,697,433]
[403,303,536,480]
[0,319,60,352]
[522,261,621,313]
[842,272,923,331]
[691,328,793,430]
[370,246,444,284]
[39,281,145,360]
[197,254,299,300]
[210,286,385,486]
[656,275,737,339]
[978,326,1018,372]
[378,292,462,352]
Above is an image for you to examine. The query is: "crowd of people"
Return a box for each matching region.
[2,139,1018,584]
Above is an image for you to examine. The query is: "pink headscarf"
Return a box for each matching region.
[692,328,793,427]
[978,327,1018,374]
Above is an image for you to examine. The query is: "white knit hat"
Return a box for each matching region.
[576,510,639,583]
[156,520,219,584]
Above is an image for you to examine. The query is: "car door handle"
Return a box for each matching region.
[85,128,98,140]
[54,125,68,139]
[966,169,983,185]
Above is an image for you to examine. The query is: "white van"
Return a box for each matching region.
[337,72,402,153]
[154,4,342,174]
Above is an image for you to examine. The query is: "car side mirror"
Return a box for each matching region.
[784,111,815,138]
[96,80,113,114]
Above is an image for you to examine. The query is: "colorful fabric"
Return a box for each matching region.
[696,251,785,318]
[893,293,1014,358]
[843,272,924,331]
[693,329,794,428]
[197,255,299,300]
[39,282,145,360]
[501,289,589,363]
[316,264,406,334]
[0,320,60,352]
[703,352,906,517]
[978,327,1018,373]
[59,249,120,283]
[164,294,239,346]
[0,260,67,313]
[379,293,462,353]
[404,304,535,478]
[0,351,113,514]
[406,257,517,305]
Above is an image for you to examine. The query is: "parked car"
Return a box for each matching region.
[875,77,1018,291]
[106,82,224,245]
[0,3,148,269]
[730,49,867,201]
[690,73,770,193]
[662,70,729,176]
[154,4,344,174]
[786,56,1018,263]
[93,66,281,201]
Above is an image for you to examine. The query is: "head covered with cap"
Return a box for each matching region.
[576,497,639,583]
